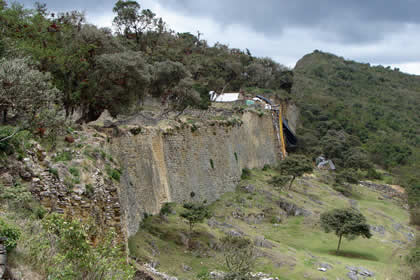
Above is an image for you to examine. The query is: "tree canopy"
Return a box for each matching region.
[180,202,212,234]
[320,208,372,252]
[277,154,313,189]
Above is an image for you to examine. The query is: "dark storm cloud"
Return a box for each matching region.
[155,0,419,43]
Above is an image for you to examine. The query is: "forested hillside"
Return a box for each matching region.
[293,51,420,215]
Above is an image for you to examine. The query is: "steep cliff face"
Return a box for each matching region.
[111,111,285,236]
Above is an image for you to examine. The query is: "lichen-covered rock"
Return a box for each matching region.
[277,198,311,217]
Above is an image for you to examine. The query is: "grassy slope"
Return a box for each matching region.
[129,169,417,280]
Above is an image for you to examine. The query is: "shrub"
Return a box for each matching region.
[54,150,72,162]
[407,246,420,267]
[0,218,21,252]
[221,235,255,277]
[333,184,353,197]
[0,182,32,209]
[106,165,121,182]
[85,184,94,197]
[160,202,174,216]
[0,126,32,157]
[335,168,360,184]
[262,164,270,171]
[32,204,47,220]
[30,214,134,279]
[69,166,80,178]
[197,269,211,280]
[48,167,59,178]
[241,168,251,180]
[191,124,198,132]
[210,159,214,169]
[409,208,420,226]
[366,168,382,180]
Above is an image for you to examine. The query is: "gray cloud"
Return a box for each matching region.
[155,0,419,43]
[13,0,419,43]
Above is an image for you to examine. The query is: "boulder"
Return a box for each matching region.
[254,236,276,249]
[370,225,385,235]
[277,198,311,217]
[242,184,256,193]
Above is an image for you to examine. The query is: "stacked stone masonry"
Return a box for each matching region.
[111,111,287,236]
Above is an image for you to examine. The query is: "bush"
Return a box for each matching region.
[30,214,134,279]
[221,235,255,277]
[0,218,21,252]
[333,184,353,197]
[335,168,360,184]
[69,167,80,178]
[54,150,72,162]
[106,165,121,182]
[262,164,270,171]
[85,184,94,197]
[409,208,420,226]
[366,168,382,180]
[0,126,32,158]
[32,204,47,220]
[210,159,214,169]
[407,246,420,267]
[0,182,32,209]
[241,168,251,180]
[48,167,59,178]
[160,202,174,216]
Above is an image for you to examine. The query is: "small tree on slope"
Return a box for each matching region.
[277,154,313,190]
[180,202,212,235]
[320,208,372,252]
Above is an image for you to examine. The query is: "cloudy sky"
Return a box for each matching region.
[14,0,420,75]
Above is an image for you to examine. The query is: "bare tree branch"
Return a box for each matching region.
[0,127,20,142]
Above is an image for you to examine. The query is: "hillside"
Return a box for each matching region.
[128,168,416,280]
[293,51,420,179]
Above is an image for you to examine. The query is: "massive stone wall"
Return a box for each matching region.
[111,111,282,237]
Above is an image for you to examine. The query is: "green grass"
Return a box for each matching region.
[128,169,417,279]
[53,150,72,162]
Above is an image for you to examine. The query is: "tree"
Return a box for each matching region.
[221,235,255,278]
[113,0,156,44]
[277,154,313,190]
[180,202,212,234]
[0,57,60,126]
[82,50,151,121]
[320,208,372,252]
